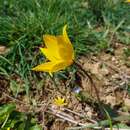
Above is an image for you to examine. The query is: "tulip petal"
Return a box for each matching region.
[32,62,55,72]
[40,48,58,61]
[63,25,71,44]
[63,25,74,60]
[52,60,72,72]
[43,35,61,59]
[56,36,74,61]
[32,61,72,73]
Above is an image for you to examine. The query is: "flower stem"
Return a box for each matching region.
[74,61,105,116]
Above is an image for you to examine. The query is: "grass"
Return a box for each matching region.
[0,0,130,129]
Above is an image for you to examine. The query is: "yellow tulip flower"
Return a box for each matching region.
[32,25,74,74]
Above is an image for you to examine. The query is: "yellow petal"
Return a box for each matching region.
[32,62,56,72]
[43,35,61,59]
[62,25,74,60]
[63,25,71,44]
[40,48,58,61]
[57,97,61,101]
[52,60,72,72]
[61,98,65,102]
[32,60,72,73]
[56,36,74,61]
